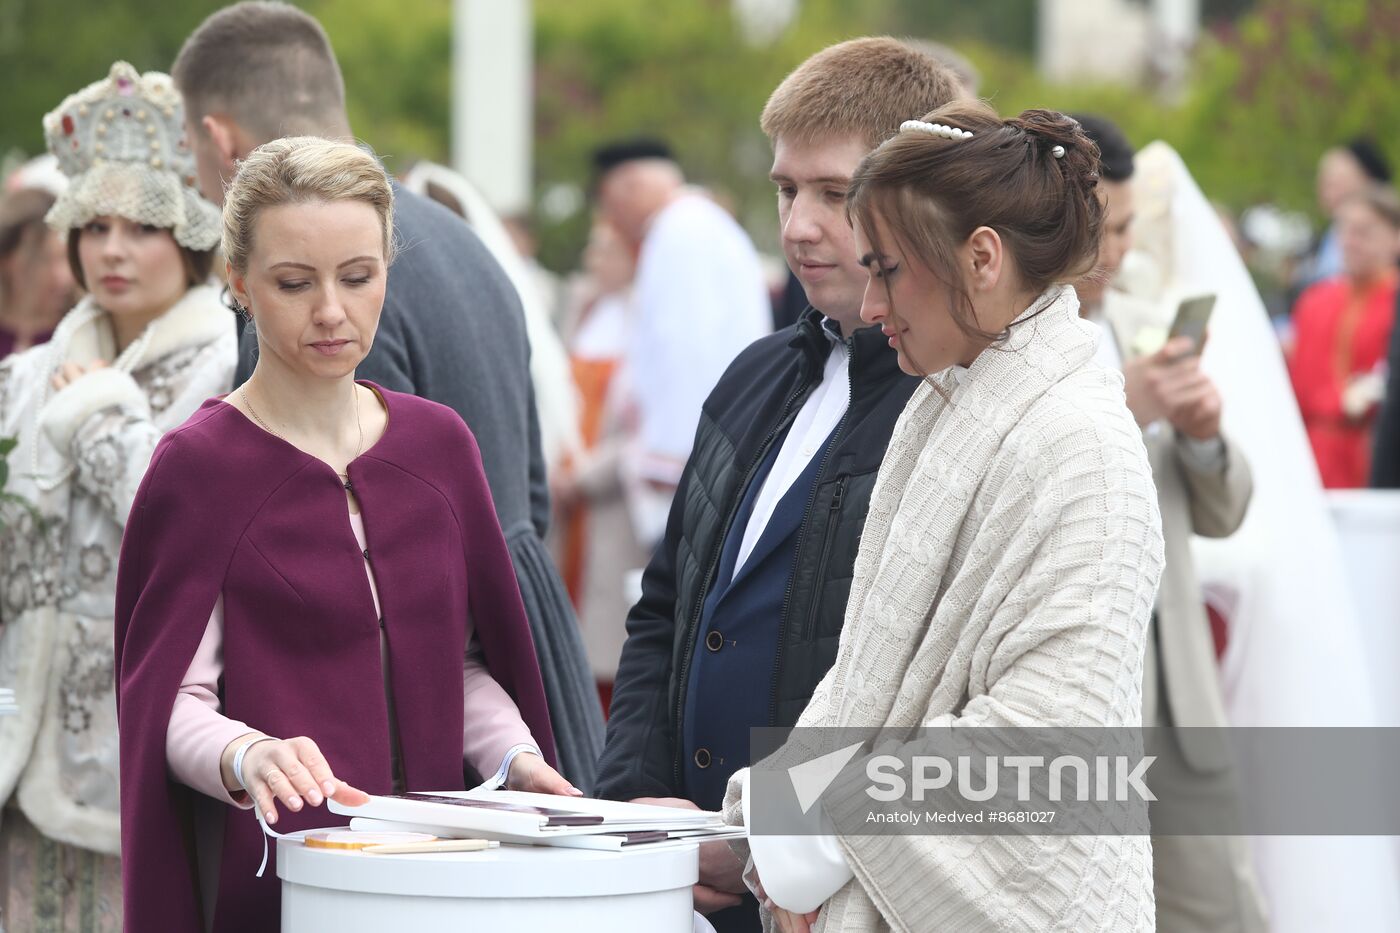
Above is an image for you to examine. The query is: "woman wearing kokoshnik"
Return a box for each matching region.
[0,61,234,928]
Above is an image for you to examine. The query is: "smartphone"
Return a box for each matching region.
[1167,294,1216,355]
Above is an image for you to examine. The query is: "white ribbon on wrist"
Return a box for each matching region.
[231,735,276,792]
[476,743,542,791]
[230,735,287,877]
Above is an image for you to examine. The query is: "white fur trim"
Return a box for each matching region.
[125,284,230,367]
[38,366,149,453]
[56,285,230,373]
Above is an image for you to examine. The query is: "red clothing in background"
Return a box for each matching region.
[1288,271,1398,487]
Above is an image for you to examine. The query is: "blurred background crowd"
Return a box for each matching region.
[7,0,1400,491]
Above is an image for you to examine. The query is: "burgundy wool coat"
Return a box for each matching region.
[114,383,556,932]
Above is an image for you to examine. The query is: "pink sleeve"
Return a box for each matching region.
[462,612,539,780]
[165,594,258,808]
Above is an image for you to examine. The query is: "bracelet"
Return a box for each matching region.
[478,743,541,791]
[231,735,277,792]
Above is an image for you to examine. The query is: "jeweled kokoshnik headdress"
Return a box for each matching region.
[43,61,221,251]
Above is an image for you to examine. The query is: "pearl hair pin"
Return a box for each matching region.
[1051,145,1067,159]
[901,119,974,140]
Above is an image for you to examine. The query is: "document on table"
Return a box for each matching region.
[330,789,742,846]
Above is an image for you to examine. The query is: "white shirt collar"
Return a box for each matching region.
[818,315,845,345]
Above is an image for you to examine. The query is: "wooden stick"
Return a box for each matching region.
[361,838,497,855]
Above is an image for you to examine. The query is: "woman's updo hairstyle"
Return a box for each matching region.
[847,100,1104,345]
[221,136,396,275]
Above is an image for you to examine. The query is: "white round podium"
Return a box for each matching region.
[277,831,698,931]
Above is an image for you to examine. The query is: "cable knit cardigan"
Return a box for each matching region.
[724,285,1165,932]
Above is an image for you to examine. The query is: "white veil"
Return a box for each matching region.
[1123,142,1400,931]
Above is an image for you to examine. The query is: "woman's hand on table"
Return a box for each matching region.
[220,733,369,824]
[506,751,583,796]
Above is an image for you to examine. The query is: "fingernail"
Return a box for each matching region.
[324,781,337,795]
[289,796,303,811]
[308,791,323,806]
[266,810,277,824]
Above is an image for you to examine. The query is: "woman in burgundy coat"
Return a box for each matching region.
[114,136,575,932]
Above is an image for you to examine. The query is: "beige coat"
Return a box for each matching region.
[1101,292,1253,753]
[1104,291,1267,933]
[1140,428,1251,739]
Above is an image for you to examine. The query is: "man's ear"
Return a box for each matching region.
[202,114,243,173]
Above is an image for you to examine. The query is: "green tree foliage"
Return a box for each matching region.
[0,436,40,531]
[0,0,448,176]
[0,0,227,160]
[897,0,1398,223]
[893,0,1039,54]
[1173,0,1400,216]
[530,0,896,269]
[305,0,453,169]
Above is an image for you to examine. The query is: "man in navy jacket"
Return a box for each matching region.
[596,38,963,932]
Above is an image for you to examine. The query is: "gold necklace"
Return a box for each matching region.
[240,384,364,476]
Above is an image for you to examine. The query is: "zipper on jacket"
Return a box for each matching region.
[671,379,813,790]
[767,337,855,726]
[798,474,847,643]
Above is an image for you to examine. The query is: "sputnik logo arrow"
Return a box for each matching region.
[788,742,865,815]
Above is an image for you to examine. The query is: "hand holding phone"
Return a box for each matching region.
[1167,294,1216,356]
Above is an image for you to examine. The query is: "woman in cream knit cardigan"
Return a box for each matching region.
[723,102,1166,932]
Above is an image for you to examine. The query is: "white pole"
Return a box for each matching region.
[1153,0,1200,49]
[1152,0,1200,94]
[1036,0,1070,82]
[452,0,532,215]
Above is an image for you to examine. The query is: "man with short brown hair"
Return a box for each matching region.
[596,37,961,931]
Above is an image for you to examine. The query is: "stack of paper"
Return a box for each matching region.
[329,789,746,851]
[0,688,16,717]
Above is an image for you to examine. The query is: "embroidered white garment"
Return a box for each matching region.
[724,285,1165,932]
[734,325,849,573]
[0,285,235,854]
